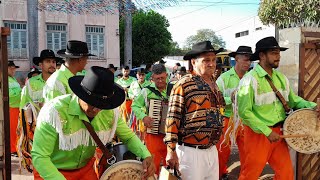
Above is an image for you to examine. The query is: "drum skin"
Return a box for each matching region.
[283,108,320,154]
[100,160,156,180]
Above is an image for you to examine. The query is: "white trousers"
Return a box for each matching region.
[176,144,219,180]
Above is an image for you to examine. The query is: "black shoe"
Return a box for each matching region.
[221,173,229,180]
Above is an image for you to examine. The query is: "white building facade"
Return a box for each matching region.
[0,0,120,73]
[218,16,275,51]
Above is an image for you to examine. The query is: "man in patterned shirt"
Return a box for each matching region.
[43,40,95,102]
[164,41,225,179]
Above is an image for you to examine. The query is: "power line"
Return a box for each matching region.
[214,14,257,32]
[177,3,259,7]
[168,0,225,19]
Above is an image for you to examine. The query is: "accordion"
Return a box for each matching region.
[147,99,168,135]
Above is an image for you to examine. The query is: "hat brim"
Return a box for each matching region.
[228,52,253,58]
[250,47,288,61]
[183,48,224,60]
[57,49,96,58]
[69,76,125,110]
[33,57,64,66]
[9,65,20,68]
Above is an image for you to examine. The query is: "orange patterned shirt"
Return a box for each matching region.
[164,74,225,151]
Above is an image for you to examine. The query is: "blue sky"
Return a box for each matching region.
[155,0,260,47]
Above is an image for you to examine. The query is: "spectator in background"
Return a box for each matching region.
[214,63,223,79]
[145,63,153,81]
[8,61,21,155]
[27,67,41,79]
[170,66,187,83]
[107,64,119,81]
[56,59,65,70]
[116,66,137,123]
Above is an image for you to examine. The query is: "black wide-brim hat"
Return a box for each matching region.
[69,66,125,110]
[183,41,224,60]
[228,46,253,58]
[107,64,118,71]
[33,49,64,66]
[27,68,41,78]
[57,40,96,58]
[250,36,288,61]
[8,61,19,68]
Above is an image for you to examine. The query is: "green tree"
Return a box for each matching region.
[258,0,320,26]
[120,10,172,67]
[184,29,226,50]
[168,41,188,56]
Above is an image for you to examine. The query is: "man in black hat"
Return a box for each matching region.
[8,61,21,155]
[175,66,186,79]
[237,37,317,179]
[56,59,65,70]
[107,63,119,81]
[164,41,225,179]
[31,66,155,179]
[215,46,252,179]
[17,49,62,171]
[43,40,95,103]
[20,49,62,109]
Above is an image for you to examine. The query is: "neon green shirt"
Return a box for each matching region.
[128,80,151,99]
[131,83,168,121]
[216,67,241,117]
[116,76,137,88]
[43,64,74,103]
[237,64,316,136]
[20,74,46,109]
[32,94,150,180]
[8,76,21,108]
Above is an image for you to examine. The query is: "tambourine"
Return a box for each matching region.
[100,160,156,180]
[283,108,320,154]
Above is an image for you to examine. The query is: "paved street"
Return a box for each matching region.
[11,156,33,180]
[11,146,274,180]
[227,145,274,180]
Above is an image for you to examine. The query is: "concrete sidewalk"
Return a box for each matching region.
[11,156,33,180]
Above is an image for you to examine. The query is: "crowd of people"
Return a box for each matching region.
[5,36,319,180]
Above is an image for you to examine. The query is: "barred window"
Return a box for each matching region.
[235,30,249,38]
[4,21,28,59]
[46,24,67,53]
[85,26,105,59]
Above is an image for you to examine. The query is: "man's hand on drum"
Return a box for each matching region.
[267,131,280,142]
[166,151,180,172]
[143,116,154,128]
[142,156,156,179]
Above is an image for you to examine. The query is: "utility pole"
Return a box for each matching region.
[27,0,39,67]
[124,0,132,69]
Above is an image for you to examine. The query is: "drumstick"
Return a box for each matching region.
[280,134,309,138]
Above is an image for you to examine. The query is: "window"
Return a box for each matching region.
[235,30,249,38]
[46,24,67,53]
[85,26,105,59]
[255,27,262,31]
[4,21,28,58]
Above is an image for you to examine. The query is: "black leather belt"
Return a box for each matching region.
[270,121,284,128]
[178,142,213,149]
